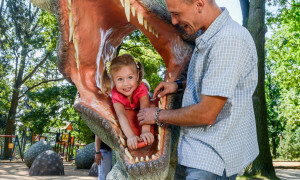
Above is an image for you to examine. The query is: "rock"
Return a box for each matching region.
[89,162,98,177]
[24,141,53,168]
[75,142,95,169]
[29,150,64,176]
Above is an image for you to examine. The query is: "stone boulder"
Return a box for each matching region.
[29,150,64,176]
[75,142,95,169]
[24,141,53,168]
[89,162,98,176]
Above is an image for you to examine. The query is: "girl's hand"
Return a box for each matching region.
[127,136,140,150]
[140,131,154,145]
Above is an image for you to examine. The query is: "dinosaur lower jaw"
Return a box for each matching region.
[74,95,172,178]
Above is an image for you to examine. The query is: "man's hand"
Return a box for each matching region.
[140,131,154,145]
[153,82,178,98]
[95,153,103,165]
[137,107,158,126]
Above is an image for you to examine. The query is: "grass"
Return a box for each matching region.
[237,172,280,180]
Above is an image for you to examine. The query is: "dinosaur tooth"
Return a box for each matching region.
[145,155,149,161]
[169,72,172,79]
[149,26,152,33]
[158,126,162,135]
[131,7,136,17]
[124,0,130,22]
[140,157,144,162]
[112,118,119,127]
[68,0,71,10]
[156,33,159,38]
[135,157,139,163]
[125,148,133,160]
[144,20,147,30]
[120,0,124,7]
[119,135,126,147]
[69,13,74,42]
[157,143,161,151]
[137,12,143,25]
[74,38,80,70]
[151,155,156,159]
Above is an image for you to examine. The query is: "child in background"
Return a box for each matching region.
[101,54,154,150]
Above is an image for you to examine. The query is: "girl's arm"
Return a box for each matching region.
[139,95,154,145]
[113,103,136,138]
[113,103,139,149]
[139,95,151,132]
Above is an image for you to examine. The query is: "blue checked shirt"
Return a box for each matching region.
[178,8,259,176]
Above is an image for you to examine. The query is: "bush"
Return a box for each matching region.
[278,126,300,160]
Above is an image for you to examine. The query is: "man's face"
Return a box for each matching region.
[165,0,200,35]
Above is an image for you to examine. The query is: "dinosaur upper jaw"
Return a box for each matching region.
[41,0,193,178]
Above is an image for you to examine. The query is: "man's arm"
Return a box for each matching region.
[138,95,227,126]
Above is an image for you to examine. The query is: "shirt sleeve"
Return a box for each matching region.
[135,82,149,100]
[201,36,253,98]
[111,88,122,104]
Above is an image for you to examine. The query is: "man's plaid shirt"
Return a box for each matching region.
[178,8,259,176]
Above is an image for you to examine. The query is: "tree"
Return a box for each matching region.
[240,0,276,177]
[0,0,61,159]
[265,0,300,159]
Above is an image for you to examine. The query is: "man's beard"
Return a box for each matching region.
[174,24,198,44]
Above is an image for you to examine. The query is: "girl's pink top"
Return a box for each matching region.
[111,82,148,109]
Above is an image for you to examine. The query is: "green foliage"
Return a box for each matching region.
[266,0,300,159]
[120,30,165,92]
[278,126,300,160]
[20,85,76,133]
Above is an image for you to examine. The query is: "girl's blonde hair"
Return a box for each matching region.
[100,54,144,96]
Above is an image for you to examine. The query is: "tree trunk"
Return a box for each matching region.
[239,0,250,27]
[4,51,26,159]
[246,0,276,177]
[4,90,19,159]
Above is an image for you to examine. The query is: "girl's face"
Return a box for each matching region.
[112,65,139,98]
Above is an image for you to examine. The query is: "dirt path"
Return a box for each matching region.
[0,161,96,180]
[1,161,299,179]
[273,161,300,180]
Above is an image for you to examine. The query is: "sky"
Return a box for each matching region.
[215,0,243,25]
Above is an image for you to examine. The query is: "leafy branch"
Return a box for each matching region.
[19,78,65,98]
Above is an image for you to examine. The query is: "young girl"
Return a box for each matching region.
[100,54,154,150]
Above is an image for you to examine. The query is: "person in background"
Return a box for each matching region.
[95,136,112,180]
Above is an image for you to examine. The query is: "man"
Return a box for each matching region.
[137,0,259,179]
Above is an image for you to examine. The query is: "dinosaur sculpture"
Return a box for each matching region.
[30,0,195,179]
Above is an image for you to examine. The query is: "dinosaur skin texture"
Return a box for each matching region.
[31,0,194,179]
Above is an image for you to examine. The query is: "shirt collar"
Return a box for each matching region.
[195,7,230,45]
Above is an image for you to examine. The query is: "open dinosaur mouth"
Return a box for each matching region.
[33,0,193,178]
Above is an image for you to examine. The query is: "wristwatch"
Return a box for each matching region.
[95,151,101,154]
[175,80,183,93]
